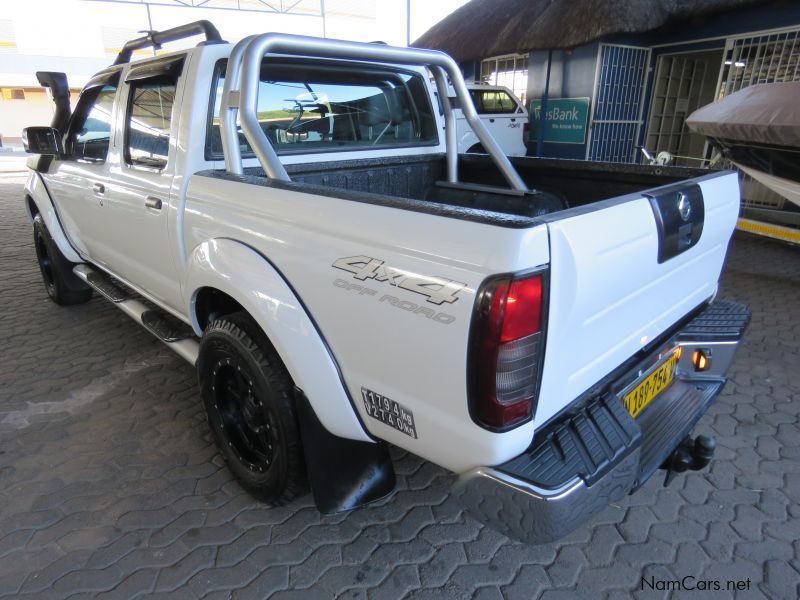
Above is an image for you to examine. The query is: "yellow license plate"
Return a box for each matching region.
[624,349,680,418]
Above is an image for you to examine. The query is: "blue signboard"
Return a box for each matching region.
[529,97,590,144]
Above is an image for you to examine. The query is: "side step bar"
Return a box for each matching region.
[73,265,200,365]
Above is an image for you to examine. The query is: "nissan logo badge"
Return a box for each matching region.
[677,192,692,221]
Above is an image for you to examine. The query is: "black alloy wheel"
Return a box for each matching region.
[198,312,307,504]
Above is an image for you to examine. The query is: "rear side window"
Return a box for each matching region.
[470,90,519,114]
[206,60,438,158]
[67,84,118,162]
[125,76,176,169]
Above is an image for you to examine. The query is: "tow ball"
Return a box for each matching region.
[661,435,716,486]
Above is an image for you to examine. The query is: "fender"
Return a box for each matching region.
[184,238,371,443]
[24,172,83,263]
[458,128,479,153]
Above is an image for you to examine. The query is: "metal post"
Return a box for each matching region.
[536,50,552,157]
[320,0,326,38]
[430,66,457,183]
[220,35,257,175]
[406,0,411,47]
[146,4,156,57]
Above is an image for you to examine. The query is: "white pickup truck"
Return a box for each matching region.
[22,22,750,543]
[459,83,527,156]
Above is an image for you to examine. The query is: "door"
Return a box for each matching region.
[100,58,184,311]
[463,88,526,155]
[44,75,121,260]
[586,44,650,163]
[643,50,723,166]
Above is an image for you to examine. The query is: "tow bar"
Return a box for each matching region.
[662,435,716,486]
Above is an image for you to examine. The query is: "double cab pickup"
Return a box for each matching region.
[22,21,750,542]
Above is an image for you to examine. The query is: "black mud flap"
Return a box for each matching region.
[645,182,705,263]
[294,388,396,514]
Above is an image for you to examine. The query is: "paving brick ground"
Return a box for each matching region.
[1,173,798,599]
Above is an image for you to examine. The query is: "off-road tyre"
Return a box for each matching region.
[32,214,92,305]
[198,311,308,504]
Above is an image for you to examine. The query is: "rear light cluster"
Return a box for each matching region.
[468,271,547,431]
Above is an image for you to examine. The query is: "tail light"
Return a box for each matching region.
[468,270,547,431]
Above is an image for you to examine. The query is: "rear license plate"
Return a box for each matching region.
[623,349,680,418]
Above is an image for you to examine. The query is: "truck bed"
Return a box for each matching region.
[208,154,713,224]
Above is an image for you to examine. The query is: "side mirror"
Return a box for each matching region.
[22,126,62,156]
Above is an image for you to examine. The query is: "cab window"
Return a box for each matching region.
[124,75,177,169]
[206,60,438,158]
[470,90,519,114]
[66,84,118,162]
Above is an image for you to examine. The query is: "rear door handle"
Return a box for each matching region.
[92,182,105,195]
[145,196,163,210]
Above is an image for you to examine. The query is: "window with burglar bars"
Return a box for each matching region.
[720,28,800,96]
[587,44,650,163]
[718,28,800,209]
[645,53,716,166]
[479,54,529,105]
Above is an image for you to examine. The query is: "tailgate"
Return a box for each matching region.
[535,172,740,426]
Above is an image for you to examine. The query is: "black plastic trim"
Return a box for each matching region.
[529,168,729,225]
[125,54,185,82]
[645,182,704,263]
[678,300,751,342]
[498,393,641,489]
[85,67,124,90]
[86,271,131,303]
[114,20,222,65]
[199,169,541,229]
[142,309,195,342]
[294,388,395,514]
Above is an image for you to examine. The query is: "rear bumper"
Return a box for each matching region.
[452,300,750,543]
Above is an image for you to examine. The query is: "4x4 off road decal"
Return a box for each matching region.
[333,255,466,305]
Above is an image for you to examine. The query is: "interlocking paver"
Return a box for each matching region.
[1,173,799,598]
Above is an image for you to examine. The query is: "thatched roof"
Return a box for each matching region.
[413,0,765,61]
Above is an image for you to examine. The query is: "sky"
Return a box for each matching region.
[1,0,468,55]
[0,0,468,86]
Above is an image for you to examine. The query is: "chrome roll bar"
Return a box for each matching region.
[220,35,256,175]
[220,33,527,192]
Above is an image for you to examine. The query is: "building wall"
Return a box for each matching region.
[0,89,81,145]
[489,1,800,161]
[526,43,598,159]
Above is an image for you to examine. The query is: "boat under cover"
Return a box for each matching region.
[687,82,800,208]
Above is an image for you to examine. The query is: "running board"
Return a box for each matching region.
[73,264,199,365]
